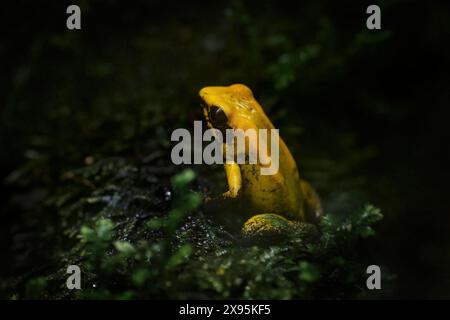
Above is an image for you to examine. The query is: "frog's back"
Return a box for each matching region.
[236,88,306,220]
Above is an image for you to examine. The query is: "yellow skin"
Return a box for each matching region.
[199,84,322,233]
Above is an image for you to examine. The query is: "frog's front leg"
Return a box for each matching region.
[223,162,241,198]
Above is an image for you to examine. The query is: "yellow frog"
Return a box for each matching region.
[199,84,322,234]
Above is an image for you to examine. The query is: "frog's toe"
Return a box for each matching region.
[242,213,293,236]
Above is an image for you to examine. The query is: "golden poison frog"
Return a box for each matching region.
[199,84,322,234]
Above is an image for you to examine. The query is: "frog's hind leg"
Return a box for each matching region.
[300,179,322,223]
[242,213,294,235]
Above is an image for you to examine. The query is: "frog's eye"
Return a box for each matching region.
[209,106,228,127]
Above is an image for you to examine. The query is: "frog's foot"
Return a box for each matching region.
[242,213,296,236]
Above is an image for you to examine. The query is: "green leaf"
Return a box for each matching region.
[95,219,114,240]
[114,241,136,256]
[171,169,196,189]
[298,261,320,283]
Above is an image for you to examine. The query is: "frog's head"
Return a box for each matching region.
[199,84,267,131]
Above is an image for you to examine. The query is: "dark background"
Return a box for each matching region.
[1,0,449,298]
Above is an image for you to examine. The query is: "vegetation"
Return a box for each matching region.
[9,0,442,299]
